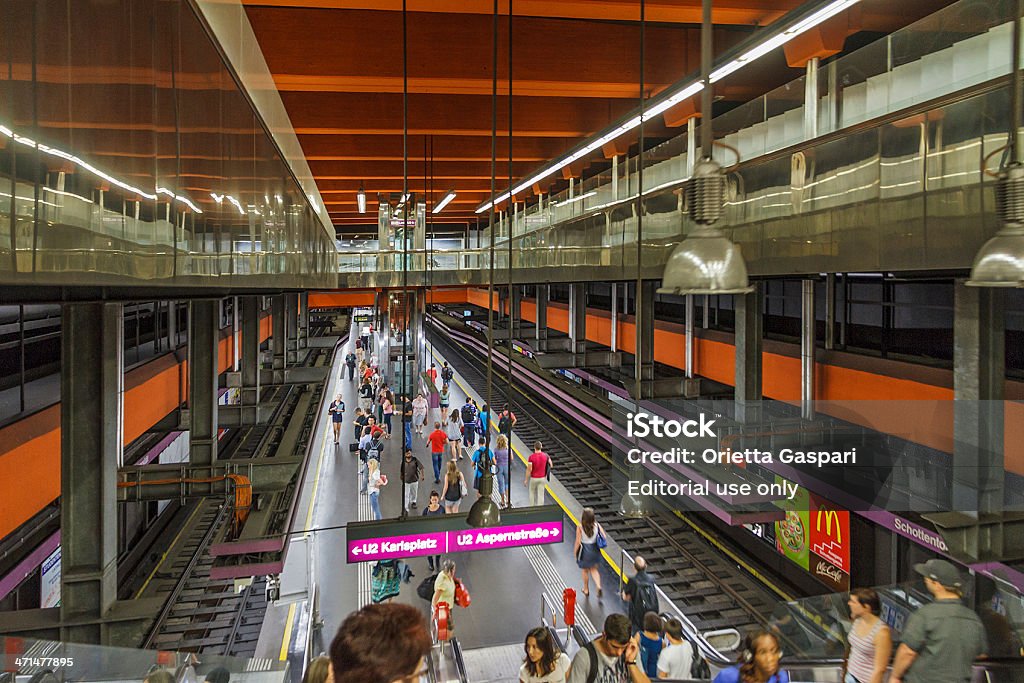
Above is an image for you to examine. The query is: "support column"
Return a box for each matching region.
[569,282,587,354]
[535,284,548,342]
[685,295,695,379]
[825,273,836,350]
[637,281,655,381]
[272,294,286,370]
[610,283,618,352]
[60,303,122,643]
[804,57,820,139]
[801,280,816,420]
[241,295,261,406]
[189,300,220,473]
[285,292,299,364]
[734,283,763,424]
[298,291,309,349]
[510,286,522,339]
[168,301,178,348]
[953,282,1004,515]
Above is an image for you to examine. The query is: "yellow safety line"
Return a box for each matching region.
[436,351,624,578]
[279,602,297,661]
[431,340,793,601]
[134,502,205,599]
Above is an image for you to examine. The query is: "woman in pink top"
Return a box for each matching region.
[524,441,549,506]
[844,588,891,683]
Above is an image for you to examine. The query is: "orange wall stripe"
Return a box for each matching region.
[0,320,273,542]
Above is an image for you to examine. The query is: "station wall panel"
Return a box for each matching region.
[472,289,1024,475]
[308,290,377,307]
[0,317,273,542]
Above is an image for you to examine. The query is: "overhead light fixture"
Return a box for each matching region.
[475,0,862,213]
[433,189,457,214]
[357,184,367,214]
[968,5,1024,288]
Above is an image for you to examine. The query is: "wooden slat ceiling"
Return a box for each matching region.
[243,0,952,235]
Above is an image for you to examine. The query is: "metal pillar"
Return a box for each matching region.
[168,301,178,348]
[734,283,762,424]
[298,291,309,349]
[801,280,816,420]
[825,273,836,350]
[189,300,220,472]
[510,286,522,339]
[685,295,695,379]
[241,295,261,406]
[804,57,820,139]
[60,303,122,643]
[569,282,587,354]
[611,155,620,199]
[535,284,548,342]
[286,292,299,364]
[610,283,618,352]
[637,281,655,381]
[952,282,1004,515]
[272,294,286,369]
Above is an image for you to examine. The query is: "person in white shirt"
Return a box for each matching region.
[657,619,693,680]
[520,627,571,683]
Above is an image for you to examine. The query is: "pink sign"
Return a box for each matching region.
[347,531,448,563]
[346,520,562,563]
[449,521,563,552]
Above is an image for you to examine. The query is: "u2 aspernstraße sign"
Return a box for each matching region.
[345,506,563,563]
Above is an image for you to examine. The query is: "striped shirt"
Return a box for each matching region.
[847,619,885,683]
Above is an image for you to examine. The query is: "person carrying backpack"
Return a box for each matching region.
[460,399,478,448]
[622,556,660,635]
[440,361,454,385]
[566,613,650,683]
[497,404,517,438]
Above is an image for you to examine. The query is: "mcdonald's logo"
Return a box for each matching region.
[816,508,843,543]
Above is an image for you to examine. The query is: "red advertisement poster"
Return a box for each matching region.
[809,493,851,591]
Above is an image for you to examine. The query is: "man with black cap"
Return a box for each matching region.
[889,559,986,683]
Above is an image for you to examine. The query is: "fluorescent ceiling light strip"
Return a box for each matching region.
[477,0,860,213]
[552,191,596,207]
[0,123,207,212]
[433,190,457,214]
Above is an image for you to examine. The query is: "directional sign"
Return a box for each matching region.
[345,506,563,563]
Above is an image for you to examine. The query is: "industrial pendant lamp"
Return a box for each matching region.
[620,0,650,520]
[468,0,504,528]
[968,0,1024,287]
[659,0,752,296]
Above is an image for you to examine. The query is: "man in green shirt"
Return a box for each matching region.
[890,559,987,683]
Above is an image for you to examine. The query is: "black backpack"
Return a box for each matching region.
[441,366,454,382]
[367,439,382,461]
[632,578,659,624]
[498,414,513,433]
[686,636,711,679]
[416,573,438,600]
[461,404,476,424]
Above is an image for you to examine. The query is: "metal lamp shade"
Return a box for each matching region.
[966,225,1024,287]
[619,490,648,518]
[658,226,753,295]
[466,496,501,527]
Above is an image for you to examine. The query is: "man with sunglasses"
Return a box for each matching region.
[568,613,651,683]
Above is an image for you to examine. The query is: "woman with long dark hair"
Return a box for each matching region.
[713,630,787,683]
[573,507,605,597]
[519,626,570,683]
[844,588,891,683]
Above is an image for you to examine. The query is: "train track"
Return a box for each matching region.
[428,320,783,637]
[138,324,342,656]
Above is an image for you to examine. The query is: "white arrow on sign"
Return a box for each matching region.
[551,528,559,536]
[352,547,361,555]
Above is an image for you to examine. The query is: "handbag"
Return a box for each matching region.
[454,579,471,608]
[596,527,608,549]
[459,475,468,497]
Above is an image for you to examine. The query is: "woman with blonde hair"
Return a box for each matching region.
[494,434,511,507]
[440,460,465,513]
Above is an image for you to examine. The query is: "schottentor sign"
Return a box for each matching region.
[345,506,564,563]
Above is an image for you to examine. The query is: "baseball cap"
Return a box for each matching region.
[914,558,961,588]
